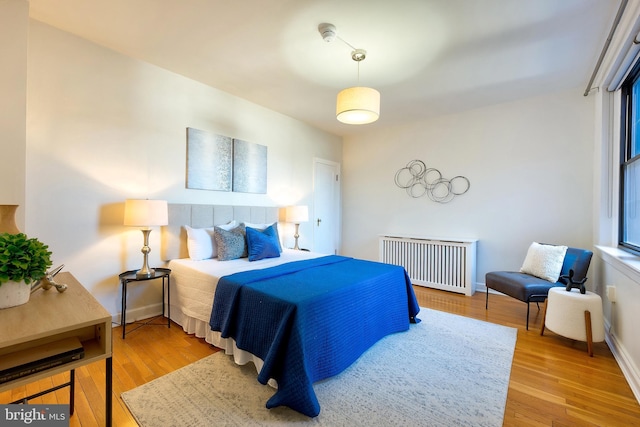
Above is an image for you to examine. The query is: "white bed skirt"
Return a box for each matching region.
[170,305,269,375]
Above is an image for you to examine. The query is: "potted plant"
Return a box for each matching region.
[0,232,52,309]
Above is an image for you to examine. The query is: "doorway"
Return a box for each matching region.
[312,158,341,254]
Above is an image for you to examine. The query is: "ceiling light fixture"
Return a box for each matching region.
[318,23,380,125]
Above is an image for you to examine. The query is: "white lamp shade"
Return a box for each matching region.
[336,86,380,125]
[286,205,309,223]
[124,199,168,227]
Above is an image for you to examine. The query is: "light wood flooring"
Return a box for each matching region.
[2,286,639,426]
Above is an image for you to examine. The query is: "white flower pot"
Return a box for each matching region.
[0,280,30,309]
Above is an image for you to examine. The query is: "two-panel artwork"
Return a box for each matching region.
[186,127,267,194]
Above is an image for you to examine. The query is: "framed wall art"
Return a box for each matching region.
[232,139,267,194]
[186,127,232,192]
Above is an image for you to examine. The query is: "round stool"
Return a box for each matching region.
[540,287,605,357]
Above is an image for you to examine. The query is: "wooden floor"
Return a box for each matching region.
[2,286,639,426]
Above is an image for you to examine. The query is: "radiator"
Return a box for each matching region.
[379,235,477,296]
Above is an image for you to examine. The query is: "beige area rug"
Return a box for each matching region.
[121,308,517,426]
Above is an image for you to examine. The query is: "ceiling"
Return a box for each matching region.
[28,0,619,137]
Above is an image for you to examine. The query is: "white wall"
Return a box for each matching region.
[595,247,640,398]
[587,0,640,396]
[25,21,342,317]
[342,88,594,281]
[0,0,28,224]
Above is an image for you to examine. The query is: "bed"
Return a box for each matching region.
[161,204,420,417]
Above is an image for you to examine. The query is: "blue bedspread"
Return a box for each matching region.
[209,255,420,417]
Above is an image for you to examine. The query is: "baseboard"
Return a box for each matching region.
[112,302,164,326]
[476,283,504,296]
[604,318,640,404]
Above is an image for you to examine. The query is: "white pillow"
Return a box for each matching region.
[185,221,237,260]
[243,222,270,230]
[520,242,568,283]
[218,220,237,231]
[185,225,214,261]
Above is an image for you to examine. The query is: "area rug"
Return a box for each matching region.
[121,308,517,426]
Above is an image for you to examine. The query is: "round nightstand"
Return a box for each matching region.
[119,267,171,339]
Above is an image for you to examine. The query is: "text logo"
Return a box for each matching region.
[1,405,69,426]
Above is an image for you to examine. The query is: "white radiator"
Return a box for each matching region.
[379,235,477,296]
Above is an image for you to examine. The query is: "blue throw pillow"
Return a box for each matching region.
[243,222,283,252]
[246,225,281,262]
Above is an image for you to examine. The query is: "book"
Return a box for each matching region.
[0,336,84,384]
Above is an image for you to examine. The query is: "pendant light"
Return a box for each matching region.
[336,49,380,124]
[319,23,380,125]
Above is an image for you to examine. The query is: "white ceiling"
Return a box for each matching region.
[28,0,619,137]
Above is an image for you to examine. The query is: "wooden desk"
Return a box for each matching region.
[0,272,112,426]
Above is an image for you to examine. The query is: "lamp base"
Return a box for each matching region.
[136,228,155,278]
[293,223,301,250]
[135,269,155,279]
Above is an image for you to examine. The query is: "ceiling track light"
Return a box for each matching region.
[318,23,380,125]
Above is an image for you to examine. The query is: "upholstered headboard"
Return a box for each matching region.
[161,204,279,261]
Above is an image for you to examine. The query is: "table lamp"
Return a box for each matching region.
[285,205,309,250]
[124,199,168,278]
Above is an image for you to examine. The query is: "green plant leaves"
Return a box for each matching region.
[0,233,53,285]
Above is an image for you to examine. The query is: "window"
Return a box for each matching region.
[620,61,640,253]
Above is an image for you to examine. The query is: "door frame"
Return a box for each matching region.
[312,158,342,254]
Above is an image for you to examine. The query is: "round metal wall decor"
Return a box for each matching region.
[394,160,470,203]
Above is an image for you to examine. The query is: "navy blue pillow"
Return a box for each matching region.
[246,225,281,261]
